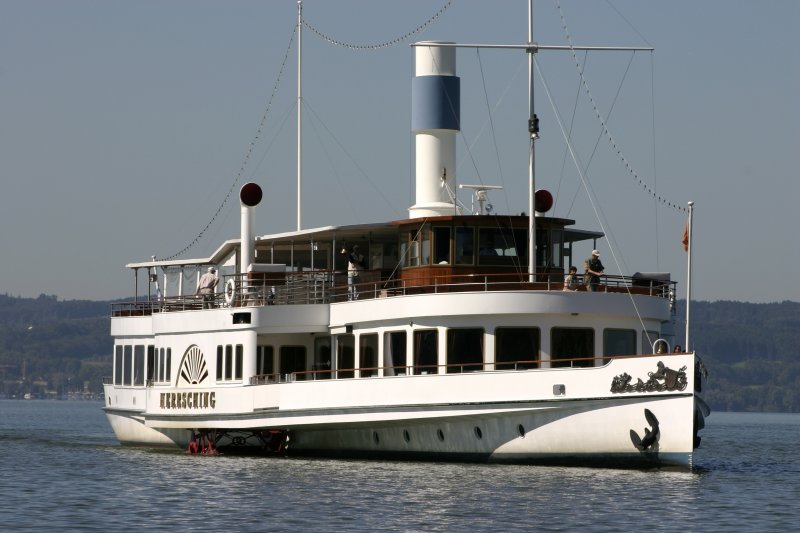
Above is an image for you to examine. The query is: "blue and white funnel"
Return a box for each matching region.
[409,42,460,218]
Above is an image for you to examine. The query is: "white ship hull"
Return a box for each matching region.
[104,352,703,467]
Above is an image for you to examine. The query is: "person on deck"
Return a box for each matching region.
[197,266,219,308]
[584,250,605,292]
[342,245,366,300]
[563,266,580,291]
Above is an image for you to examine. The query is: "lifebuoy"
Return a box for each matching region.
[225,279,236,305]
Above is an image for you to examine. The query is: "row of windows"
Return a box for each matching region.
[253,327,654,381]
[113,345,171,386]
[399,226,563,268]
[216,344,244,382]
[113,327,662,386]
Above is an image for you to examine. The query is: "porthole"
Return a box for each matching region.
[437,429,445,442]
[373,431,380,445]
[474,426,483,439]
[517,424,525,437]
[403,429,411,443]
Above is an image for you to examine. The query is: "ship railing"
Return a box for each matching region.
[111,271,674,316]
[246,351,685,385]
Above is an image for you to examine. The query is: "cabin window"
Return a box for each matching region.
[413,329,438,375]
[359,333,379,377]
[280,346,307,381]
[313,337,331,379]
[383,331,407,376]
[446,328,483,373]
[455,227,474,265]
[133,345,145,386]
[551,327,594,368]
[336,335,355,378]
[157,348,165,383]
[433,227,451,264]
[642,330,660,354]
[477,228,527,266]
[146,345,155,383]
[604,329,636,362]
[495,327,540,369]
[257,345,275,378]
[225,345,233,381]
[216,344,244,382]
[165,348,171,383]
[235,345,243,380]
[123,345,132,386]
[114,346,123,385]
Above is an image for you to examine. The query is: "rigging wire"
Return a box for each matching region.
[534,54,648,333]
[553,51,588,216]
[302,1,452,50]
[302,100,404,219]
[160,24,299,261]
[556,0,687,215]
[564,51,636,219]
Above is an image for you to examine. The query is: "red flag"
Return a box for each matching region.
[681,222,689,252]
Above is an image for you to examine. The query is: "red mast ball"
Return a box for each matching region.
[240,182,263,207]
[535,189,553,213]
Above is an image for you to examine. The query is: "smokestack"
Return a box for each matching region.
[409,42,460,218]
[239,182,262,274]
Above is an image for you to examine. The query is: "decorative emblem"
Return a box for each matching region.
[610,361,687,393]
[630,408,660,451]
[178,345,209,386]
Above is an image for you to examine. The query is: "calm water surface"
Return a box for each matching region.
[1,400,798,531]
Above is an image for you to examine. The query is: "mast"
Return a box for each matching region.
[296,0,303,231]
[527,0,536,282]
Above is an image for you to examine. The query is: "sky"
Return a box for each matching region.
[0,0,797,303]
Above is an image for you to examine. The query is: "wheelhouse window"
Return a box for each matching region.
[313,337,331,379]
[383,331,407,376]
[477,228,527,267]
[413,329,438,375]
[455,227,474,265]
[495,327,540,369]
[551,328,594,368]
[446,328,483,373]
[359,333,379,377]
[280,346,307,381]
[257,345,275,378]
[604,329,636,362]
[336,335,355,379]
[433,227,451,265]
[407,227,431,267]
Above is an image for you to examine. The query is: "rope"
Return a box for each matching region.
[303,1,452,51]
[160,24,298,261]
[556,0,688,214]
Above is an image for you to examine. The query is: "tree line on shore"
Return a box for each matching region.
[1,294,798,411]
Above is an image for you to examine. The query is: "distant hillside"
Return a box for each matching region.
[675,300,800,412]
[1,294,799,411]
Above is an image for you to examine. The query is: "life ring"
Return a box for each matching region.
[225,279,236,306]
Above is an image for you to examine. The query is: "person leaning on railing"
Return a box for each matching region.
[584,250,605,292]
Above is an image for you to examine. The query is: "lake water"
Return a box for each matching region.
[1,400,798,531]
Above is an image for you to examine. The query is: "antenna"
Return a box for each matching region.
[459,184,503,215]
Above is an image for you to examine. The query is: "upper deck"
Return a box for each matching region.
[113,214,674,317]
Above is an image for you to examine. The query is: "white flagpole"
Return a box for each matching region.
[685,201,694,351]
